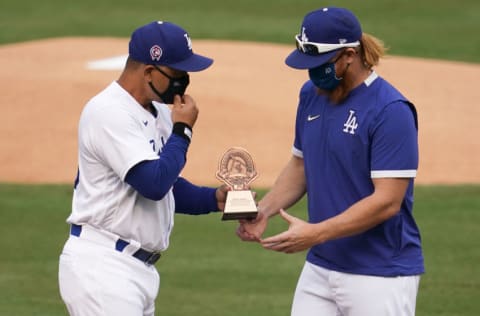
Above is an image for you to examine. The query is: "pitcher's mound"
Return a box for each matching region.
[0,38,479,185]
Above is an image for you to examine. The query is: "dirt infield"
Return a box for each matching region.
[0,38,479,186]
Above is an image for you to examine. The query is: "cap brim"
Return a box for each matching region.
[167,53,213,72]
[285,49,338,69]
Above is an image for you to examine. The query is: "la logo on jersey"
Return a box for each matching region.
[343,110,358,135]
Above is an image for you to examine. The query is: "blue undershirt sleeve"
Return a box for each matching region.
[173,177,219,215]
[125,134,189,201]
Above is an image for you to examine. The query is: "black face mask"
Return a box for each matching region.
[149,65,190,104]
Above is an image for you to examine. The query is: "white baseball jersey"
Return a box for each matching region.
[68,81,174,252]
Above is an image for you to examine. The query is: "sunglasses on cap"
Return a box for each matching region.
[295,34,360,55]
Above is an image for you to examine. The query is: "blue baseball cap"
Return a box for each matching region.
[286,7,362,69]
[129,21,213,72]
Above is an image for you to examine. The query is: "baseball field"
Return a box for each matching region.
[0,0,479,315]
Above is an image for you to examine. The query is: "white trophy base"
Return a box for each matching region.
[222,190,258,220]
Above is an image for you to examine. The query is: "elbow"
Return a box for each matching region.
[381,200,403,221]
[141,189,169,201]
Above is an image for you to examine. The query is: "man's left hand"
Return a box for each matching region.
[261,209,321,254]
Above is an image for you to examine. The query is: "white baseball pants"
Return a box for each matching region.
[58,235,160,316]
[291,261,420,316]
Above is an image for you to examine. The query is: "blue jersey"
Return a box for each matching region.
[293,72,424,277]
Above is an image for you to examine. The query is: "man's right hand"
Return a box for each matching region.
[171,94,198,128]
[236,211,269,242]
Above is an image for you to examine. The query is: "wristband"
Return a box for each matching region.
[172,122,193,142]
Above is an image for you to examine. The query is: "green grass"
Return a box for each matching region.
[0,0,479,63]
[0,184,72,315]
[413,185,480,315]
[0,183,479,315]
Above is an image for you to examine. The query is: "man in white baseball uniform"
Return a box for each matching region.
[58,21,227,316]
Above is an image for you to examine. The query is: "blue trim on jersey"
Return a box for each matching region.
[294,75,424,277]
[125,134,189,201]
[74,168,79,189]
[173,177,218,215]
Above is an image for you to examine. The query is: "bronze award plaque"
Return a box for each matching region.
[216,147,258,221]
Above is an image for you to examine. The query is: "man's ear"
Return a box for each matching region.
[144,65,155,80]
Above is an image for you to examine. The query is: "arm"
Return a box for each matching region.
[261,177,410,253]
[173,177,228,215]
[259,155,307,217]
[125,94,198,200]
[125,134,188,200]
[237,155,307,241]
[314,177,409,240]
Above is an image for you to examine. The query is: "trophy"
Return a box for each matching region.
[216,147,258,221]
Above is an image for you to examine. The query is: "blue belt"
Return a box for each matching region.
[70,224,161,265]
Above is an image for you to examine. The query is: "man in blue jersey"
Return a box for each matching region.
[237,7,424,316]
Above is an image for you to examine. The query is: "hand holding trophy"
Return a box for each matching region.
[216,147,258,221]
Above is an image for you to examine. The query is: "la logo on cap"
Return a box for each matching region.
[128,20,213,71]
[184,33,192,51]
[300,27,309,42]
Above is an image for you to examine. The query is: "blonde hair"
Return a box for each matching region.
[360,33,388,68]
